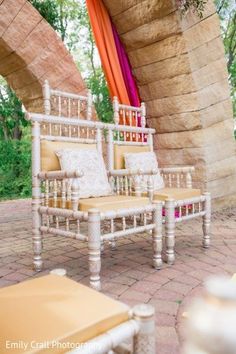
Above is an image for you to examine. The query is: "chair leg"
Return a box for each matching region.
[202,192,211,248]
[133,304,155,354]
[110,238,116,250]
[88,209,101,291]
[152,201,163,269]
[32,198,43,271]
[165,199,175,265]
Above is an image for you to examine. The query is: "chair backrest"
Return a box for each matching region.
[110,97,153,170]
[113,96,146,128]
[43,80,93,120]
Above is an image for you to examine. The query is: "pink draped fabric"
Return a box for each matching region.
[86,0,140,111]
[111,23,140,108]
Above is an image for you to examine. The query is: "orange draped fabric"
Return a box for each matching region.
[86,0,131,105]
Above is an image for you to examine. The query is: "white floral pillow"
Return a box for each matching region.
[56,149,112,198]
[124,151,164,191]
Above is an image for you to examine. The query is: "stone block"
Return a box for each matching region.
[129,34,186,68]
[147,79,230,117]
[15,81,42,104]
[121,11,181,51]
[0,52,26,76]
[134,53,191,85]
[0,0,26,36]
[192,58,228,90]
[207,174,236,199]
[155,119,234,149]
[27,41,68,78]
[147,111,201,133]
[184,13,221,52]
[0,38,12,60]
[206,156,236,182]
[2,1,41,51]
[113,0,175,35]
[181,0,216,31]
[140,73,195,100]
[103,0,141,17]
[6,67,37,91]
[17,20,56,65]
[200,99,233,128]
[188,36,225,71]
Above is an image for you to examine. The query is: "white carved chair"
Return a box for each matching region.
[0,274,156,354]
[109,97,211,265]
[43,79,93,120]
[27,86,163,290]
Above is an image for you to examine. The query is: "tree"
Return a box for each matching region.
[215,0,236,118]
[0,78,27,141]
[30,0,113,122]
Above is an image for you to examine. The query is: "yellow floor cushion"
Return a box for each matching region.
[153,188,201,201]
[79,195,150,212]
[0,275,129,354]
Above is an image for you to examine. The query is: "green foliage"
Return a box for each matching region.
[29,0,59,31]
[0,137,31,199]
[215,0,236,121]
[86,69,113,123]
[0,79,28,141]
[177,0,208,18]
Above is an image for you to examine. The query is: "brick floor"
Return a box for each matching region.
[0,199,236,353]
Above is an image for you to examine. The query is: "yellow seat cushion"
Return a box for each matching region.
[153,188,201,201]
[79,195,150,212]
[0,275,129,354]
[232,274,236,282]
[41,140,96,171]
[114,144,150,169]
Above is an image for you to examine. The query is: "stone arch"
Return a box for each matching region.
[0,0,235,207]
[103,0,236,208]
[0,0,86,112]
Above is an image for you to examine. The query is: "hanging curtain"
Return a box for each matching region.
[86,0,140,108]
[111,23,140,107]
[86,0,130,105]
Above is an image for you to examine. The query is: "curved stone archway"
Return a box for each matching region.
[104,0,236,208]
[0,0,86,112]
[0,0,236,208]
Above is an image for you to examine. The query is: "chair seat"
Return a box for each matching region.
[79,195,150,212]
[0,275,129,354]
[153,188,201,201]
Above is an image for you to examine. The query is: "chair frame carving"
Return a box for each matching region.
[27,110,163,290]
[108,99,211,265]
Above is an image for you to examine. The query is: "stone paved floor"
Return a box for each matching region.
[0,199,236,353]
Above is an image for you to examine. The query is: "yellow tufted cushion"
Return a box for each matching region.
[41,140,96,171]
[114,144,150,169]
[0,275,129,354]
[79,195,150,212]
[153,188,201,201]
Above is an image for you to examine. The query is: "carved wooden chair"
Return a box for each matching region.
[27,86,163,290]
[0,274,156,353]
[109,97,211,265]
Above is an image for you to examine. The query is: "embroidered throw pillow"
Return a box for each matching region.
[56,149,112,198]
[124,151,164,191]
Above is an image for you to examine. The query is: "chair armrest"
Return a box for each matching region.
[108,169,157,200]
[108,168,158,177]
[38,170,83,212]
[159,166,195,189]
[38,170,83,180]
[159,166,195,174]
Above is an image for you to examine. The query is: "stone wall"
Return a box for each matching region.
[0,0,235,208]
[104,0,236,208]
[0,0,86,112]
